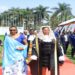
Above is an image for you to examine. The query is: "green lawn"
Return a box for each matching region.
[0,35,4,66]
[66,44,75,64]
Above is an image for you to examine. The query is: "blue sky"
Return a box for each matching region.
[0,0,75,15]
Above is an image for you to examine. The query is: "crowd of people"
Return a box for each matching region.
[2,25,66,75]
[55,28,75,58]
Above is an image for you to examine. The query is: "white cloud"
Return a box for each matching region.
[0,6,9,13]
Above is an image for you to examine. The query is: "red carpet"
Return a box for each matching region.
[0,67,2,75]
[59,56,75,75]
[0,56,75,75]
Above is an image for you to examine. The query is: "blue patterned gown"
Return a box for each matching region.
[2,33,28,75]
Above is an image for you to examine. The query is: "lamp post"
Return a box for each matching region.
[23,19,26,30]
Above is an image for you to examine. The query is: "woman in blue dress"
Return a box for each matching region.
[2,26,28,75]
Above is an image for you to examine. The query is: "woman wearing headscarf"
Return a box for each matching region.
[38,26,65,75]
[2,26,28,75]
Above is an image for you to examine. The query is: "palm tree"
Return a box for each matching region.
[1,12,7,26]
[23,8,33,29]
[50,3,73,28]
[33,5,50,28]
[0,6,50,29]
[52,3,72,21]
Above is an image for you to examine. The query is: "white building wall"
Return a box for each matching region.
[0,27,24,35]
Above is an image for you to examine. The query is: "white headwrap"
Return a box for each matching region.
[38,26,56,42]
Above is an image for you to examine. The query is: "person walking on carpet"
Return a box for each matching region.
[2,25,28,75]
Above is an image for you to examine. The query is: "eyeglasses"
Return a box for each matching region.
[10,29,16,31]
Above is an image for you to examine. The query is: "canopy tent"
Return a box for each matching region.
[58,18,75,26]
[56,18,75,33]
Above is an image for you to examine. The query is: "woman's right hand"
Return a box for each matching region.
[16,46,24,50]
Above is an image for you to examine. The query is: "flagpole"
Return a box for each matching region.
[54,40,58,75]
